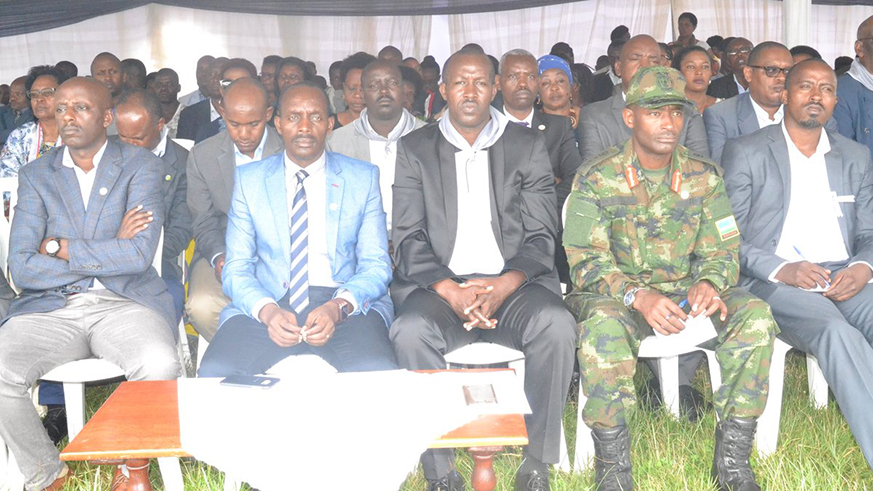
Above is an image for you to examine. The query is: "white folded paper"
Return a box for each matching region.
[649,314,718,351]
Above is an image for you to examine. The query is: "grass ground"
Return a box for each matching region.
[55,350,873,490]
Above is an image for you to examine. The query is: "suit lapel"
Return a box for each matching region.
[823,135,851,248]
[488,138,506,255]
[738,94,759,135]
[162,143,177,183]
[437,134,458,255]
[325,154,344,266]
[51,150,86,238]
[83,141,123,239]
[218,133,235,200]
[611,93,626,131]
[265,157,291,267]
[769,126,792,219]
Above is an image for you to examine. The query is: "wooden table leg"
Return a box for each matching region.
[468,446,503,491]
[125,459,152,491]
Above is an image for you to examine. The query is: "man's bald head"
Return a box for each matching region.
[221,77,270,113]
[59,77,112,112]
[221,78,273,157]
[362,59,402,84]
[856,15,873,72]
[378,45,403,64]
[618,35,662,89]
[442,50,496,83]
[55,77,113,153]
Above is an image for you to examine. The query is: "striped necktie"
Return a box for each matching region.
[288,170,310,313]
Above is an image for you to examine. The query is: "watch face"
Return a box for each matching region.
[46,240,60,254]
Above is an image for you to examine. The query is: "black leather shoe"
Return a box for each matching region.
[426,470,464,491]
[592,426,634,491]
[42,405,68,445]
[515,468,550,491]
[679,385,711,423]
[711,418,761,491]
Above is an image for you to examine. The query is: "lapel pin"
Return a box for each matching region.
[680,190,690,200]
[98,187,108,196]
[538,124,546,131]
[165,174,172,181]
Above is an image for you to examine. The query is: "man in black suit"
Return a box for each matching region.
[115,89,192,325]
[496,48,583,288]
[707,37,753,100]
[589,40,624,104]
[176,57,228,141]
[390,48,577,491]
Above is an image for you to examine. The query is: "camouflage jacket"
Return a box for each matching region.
[564,140,741,301]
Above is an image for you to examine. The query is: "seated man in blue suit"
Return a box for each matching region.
[0,77,180,491]
[199,80,397,376]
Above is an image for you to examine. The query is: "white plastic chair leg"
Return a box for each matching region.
[223,474,240,491]
[703,349,722,394]
[755,339,791,457]
[63,382,86,442]
[157,458,184,491]
[807,353,828,409]
[656,355,681,417]
[573,377,595,472]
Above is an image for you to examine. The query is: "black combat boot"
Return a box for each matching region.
[591,425,633,491]
[711,418,761,491]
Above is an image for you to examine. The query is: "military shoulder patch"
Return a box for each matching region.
[715,215,740,242]
[580,146,621,175]
[685,149,724,176]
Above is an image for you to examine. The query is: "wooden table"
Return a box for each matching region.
[60,377,527,491]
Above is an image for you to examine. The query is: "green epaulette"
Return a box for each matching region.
[577,146,622,177]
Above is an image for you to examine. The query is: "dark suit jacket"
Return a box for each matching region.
[0,107,35,144]
[160,140,193,278]
[5,139,175,333]
[589,71,618,104]
[707,73,741,100]
[391,123,560,306]
[194,119,222,144]
[186,127,284,265]
[176,99,212,141]
[722,125,873,295]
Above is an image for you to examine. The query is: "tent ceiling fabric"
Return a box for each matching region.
[3,0,872,37]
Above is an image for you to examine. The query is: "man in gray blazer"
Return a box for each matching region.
[186,78,283,340]
[723,59,873,471]
[116,89,193,324]
[327,59,425,232]
[0,77,180,491]
[578,35,710,163]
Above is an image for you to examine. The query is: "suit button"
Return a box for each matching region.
[283,281,288,288]
[865,128,870,134]
[771,240,777,246]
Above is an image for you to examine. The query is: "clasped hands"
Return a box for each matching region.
[775,261,872,302]
[631,280,727,336]
[39,205,153,261]
[259,301,342,348]
[433,271,525,331]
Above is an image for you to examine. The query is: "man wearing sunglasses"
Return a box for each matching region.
[705,41,837,162]
[707,37,753,100]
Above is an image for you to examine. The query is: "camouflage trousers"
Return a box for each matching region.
[566,287,778,429]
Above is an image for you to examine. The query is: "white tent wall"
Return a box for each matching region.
[1,0,872,95]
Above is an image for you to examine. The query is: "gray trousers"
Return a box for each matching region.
[389,284,577,479]
[748,278,873,470]
[0,291,180,491]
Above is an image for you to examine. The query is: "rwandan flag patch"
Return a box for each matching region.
[716,215,740,242]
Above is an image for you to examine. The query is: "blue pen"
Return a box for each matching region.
[792,246,831,289]
[678,299,688,310]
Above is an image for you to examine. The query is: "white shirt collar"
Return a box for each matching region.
[62,139,108,171]
[734,73,749,94]
[283,150,326,177]
[503,105,534,127]
[233,129,269,165]
[781,122,830,160]
[750,97,784,126]
[152,127,169,158]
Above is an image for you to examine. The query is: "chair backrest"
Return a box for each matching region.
[172,138,195,151]
[0,177,19,290]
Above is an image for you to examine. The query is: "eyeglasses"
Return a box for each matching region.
[748,65,791,78]
[726,48,752,56]
[219,79,234,89]
[26,88,56,100]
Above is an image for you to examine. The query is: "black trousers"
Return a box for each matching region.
[389,283,577,479]
[199,287,398,377]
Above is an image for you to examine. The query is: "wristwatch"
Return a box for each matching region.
[623,286,644,309]
[332,298,353,322]
[46,238,62,257]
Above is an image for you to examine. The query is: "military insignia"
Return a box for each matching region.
[716,215,740,241]
[165,174,172,181]
[680,190,690,199]
[625,165,639,188]
[656,72,674,90]
[670,170,683,194]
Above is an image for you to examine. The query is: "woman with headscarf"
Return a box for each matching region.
[537,54,580,129]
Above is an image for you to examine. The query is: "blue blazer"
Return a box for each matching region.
[5,139,175,334]
[834,73,873,157]
[220,151,393,327]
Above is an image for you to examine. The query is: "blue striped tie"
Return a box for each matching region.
[288,170,310,313]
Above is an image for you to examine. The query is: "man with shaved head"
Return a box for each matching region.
[378,45,403,65]
[0,77,180,491]
[327,59,426,232]
[153,68,183,138]
[180,54,215,107]
[90,52,123,104]
[177,56,228,141]
[121,58,148,91]
[185,77,283,341]
[579,34,710,163]
[116,89,192,325]
[199,81,397,378]
[723,58,873,473]
[390,48,576,491]
[835,14,873,157]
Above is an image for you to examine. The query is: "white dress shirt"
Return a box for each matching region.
[251,151,357,320]
[503,105,534,127]
[734,74,749,95]
[151,127,169,158]
[750,97,784,129]
[62,141,108,289]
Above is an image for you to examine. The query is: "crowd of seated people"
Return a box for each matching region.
[0,11,872,491]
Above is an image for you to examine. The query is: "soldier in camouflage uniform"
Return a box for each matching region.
[563,66,779,491]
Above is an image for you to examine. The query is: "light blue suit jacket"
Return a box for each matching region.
[220,150,393,327]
